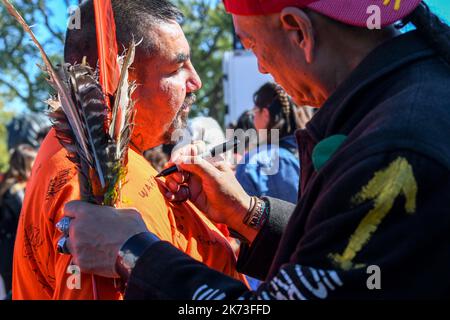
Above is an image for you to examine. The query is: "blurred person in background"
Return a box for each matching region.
[174,116,229,164]
[174,117,227,161]
[235,83,312,288]
[7,114,50,150]
[187,117,226,150]
[236,83,311,203]
[229,110,257,166]
[0,144,37,300]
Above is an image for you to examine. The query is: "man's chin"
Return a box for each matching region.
[164,113,189,144]
[175,109,189,130]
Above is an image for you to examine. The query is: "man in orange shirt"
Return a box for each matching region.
[13,0,247,299]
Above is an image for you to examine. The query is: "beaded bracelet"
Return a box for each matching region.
[243,197,270,230]
[243,196,257,225]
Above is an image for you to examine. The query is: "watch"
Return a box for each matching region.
[115,231,160,282]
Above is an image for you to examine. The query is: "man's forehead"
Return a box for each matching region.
[148,20,187,45]
[232,15,251,39]
[144,21,190,60]
[232,14,270,41]
[174,52,190,63]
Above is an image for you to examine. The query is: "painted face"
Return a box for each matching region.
[131,21,202,151]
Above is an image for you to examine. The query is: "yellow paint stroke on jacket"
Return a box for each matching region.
[383,0,402,11]
[329,157,417,270]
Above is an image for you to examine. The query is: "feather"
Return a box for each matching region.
[1,0,104,195]
[3,0,138,299]
[68,63,110,190]
[93,0,120,99]
[1,0,137,203]
[46,63,109,199]
[110,42,137,160]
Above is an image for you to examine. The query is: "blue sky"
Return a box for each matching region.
[422,0,450,22]
[4,0,450,112]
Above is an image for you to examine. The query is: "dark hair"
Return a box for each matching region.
[400,2,450,65]
[232,110,256,154]
[0,144,37,205]
[7,113,49,150]
[253,82,277,109]
[235,110,255,131]
[253,82,300,139]
[64,0,183,67]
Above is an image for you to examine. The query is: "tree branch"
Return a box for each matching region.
[0,78,27,102]
[37,0,64,45]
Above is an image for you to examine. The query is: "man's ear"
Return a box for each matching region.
[280,7,315,64]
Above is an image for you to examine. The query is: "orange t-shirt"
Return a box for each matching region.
[13,130,246,300]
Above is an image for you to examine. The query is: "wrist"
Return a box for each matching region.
[226,193,251,229]
[115,232,160,282]
[230,196,269,244]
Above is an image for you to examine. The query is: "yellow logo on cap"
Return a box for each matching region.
[383,0,402,11]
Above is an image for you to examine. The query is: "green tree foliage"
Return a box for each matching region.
[174,0,233,126]
[0,0,69,112]
[0,100,13,172]
[0,0,233,124]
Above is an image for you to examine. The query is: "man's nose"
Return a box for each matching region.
[187,66,202,92]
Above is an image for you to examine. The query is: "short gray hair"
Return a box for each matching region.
[64,0,183,67]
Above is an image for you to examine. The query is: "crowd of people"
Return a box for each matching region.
[1,0,449,300]
[0,115,49,299]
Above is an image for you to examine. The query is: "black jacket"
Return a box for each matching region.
[125,31,450,299]
[0,189,22,294]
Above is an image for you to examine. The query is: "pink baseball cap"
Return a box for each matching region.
[223,0,423,27]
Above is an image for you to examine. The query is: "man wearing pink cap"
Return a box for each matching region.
[63,0,450,299]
